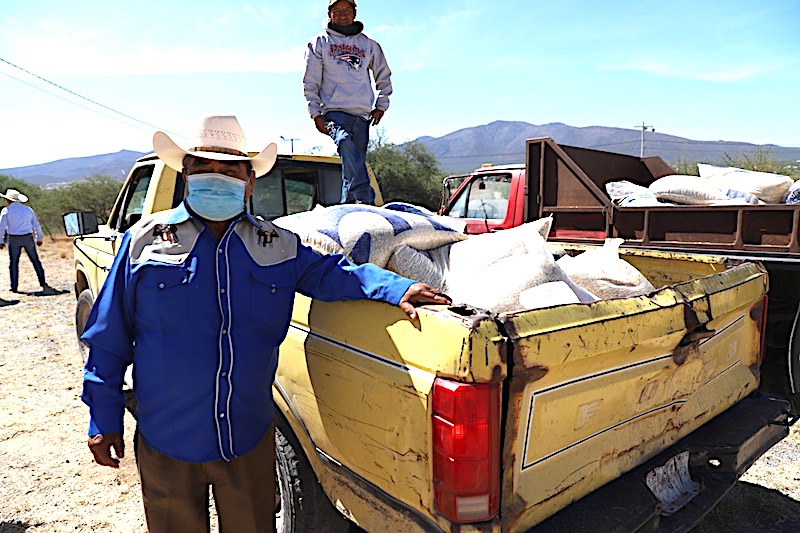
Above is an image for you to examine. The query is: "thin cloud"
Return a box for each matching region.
[371,8,478,71]
[2,14,305,77]
[6,43,306,77]
[602,58,791,83]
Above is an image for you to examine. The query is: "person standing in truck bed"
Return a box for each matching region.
[80,113,449,533]
[303,0,392,205]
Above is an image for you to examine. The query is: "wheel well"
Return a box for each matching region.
[75,268,90,298]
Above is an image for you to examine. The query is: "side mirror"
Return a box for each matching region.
[63,212,99,237]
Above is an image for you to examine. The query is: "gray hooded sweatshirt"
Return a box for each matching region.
[303,20,392,119]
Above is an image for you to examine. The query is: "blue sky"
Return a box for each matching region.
[1,0,798,169]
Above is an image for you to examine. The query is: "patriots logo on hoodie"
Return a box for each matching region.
[330,43,366,72]
[336,53,362,71]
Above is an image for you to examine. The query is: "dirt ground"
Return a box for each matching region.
[0,237,798,532]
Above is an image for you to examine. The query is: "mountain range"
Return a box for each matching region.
[416,121,800,173]
[2,122,799,185]
[0,150,145,187]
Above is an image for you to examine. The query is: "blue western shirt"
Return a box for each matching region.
[81,203,414,462]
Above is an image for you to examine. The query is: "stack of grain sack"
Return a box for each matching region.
[606,164,798,206]
[274,203,655,314]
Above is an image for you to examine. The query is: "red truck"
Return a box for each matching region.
[439,136,800,417]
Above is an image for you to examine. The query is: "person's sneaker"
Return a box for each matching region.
[10,288,19,293]
[40,285,61,296]
[0,298,19,307]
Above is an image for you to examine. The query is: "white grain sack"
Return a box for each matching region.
[698,164,794,204]
[447,217,553,275]
[557,238,655,299]
[519,281,582,310]
[385,244,451,291]
[648,175,729,205]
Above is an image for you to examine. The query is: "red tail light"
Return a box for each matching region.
[432,378,500,523]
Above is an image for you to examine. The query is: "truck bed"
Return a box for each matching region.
[274,245,776,531]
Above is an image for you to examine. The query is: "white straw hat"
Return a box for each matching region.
[153,113,277,177]
[1,189,28,203]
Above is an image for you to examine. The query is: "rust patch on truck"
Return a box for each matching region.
[447,305,494,329]
[673,301,714,365]
[672,342,699,365]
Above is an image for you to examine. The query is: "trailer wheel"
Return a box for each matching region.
[275,414,351,533]
[75,289,95,364]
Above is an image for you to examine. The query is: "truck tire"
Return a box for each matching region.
[75,289,95,364]
[275,413,351,533]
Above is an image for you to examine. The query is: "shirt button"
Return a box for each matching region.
[219,413,225,418]
[271,284,277,294]
[220,288,226,294]
[222,329,227,335]
[218,249,223,254]
[158,282,165,289]
[221,371,227,377]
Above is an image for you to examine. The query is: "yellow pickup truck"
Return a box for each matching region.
[65,152,791,532]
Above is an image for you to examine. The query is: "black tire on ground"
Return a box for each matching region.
[75,288,95,364]
[275,413,351,533]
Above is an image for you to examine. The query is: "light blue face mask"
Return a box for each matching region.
[185,173,248,221]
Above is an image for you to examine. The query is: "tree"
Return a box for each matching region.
[57,175,123,223]
[721,146,783,174]
[0,175,40,198]
[0,175,54,235]
[670,146,799,180]
[0,174,123,237]
[367,133,444,209]
[671,156,699,176]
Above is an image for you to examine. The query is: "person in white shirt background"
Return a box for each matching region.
[0,188,59,299]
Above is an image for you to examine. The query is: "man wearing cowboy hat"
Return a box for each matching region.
[0,188,58,295]
[80,113,450,532]
[303,0,392,205]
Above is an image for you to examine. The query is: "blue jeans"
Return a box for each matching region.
[7,234,46,290]
[324,111,376,204]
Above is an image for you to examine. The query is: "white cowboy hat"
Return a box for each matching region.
[1,189,28,203]
[153,113,278,177]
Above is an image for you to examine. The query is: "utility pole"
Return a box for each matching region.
[280,135,300,154]
[636,122,655,158]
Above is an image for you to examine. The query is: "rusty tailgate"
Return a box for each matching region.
[496,262,768,531]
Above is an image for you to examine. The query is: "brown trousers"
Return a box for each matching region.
[135,426,276,533]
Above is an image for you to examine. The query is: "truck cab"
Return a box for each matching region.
[440,164,526,234]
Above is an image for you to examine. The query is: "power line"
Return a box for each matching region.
[0,70,157,136]
[0,56,181,137]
